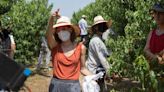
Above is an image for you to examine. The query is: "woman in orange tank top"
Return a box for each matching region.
[46,10,92,92]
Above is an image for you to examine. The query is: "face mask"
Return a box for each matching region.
[57,30,71,42]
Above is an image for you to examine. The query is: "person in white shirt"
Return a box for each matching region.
[78,15,89,45]
[36,36,51,70]
[9,34,16,59]
[0,28,16,59]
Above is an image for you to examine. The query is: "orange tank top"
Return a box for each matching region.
[51,43,82,80]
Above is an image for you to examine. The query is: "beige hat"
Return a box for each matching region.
[92,15,107,27]
[82,15,87,18]
[53,16,80,36]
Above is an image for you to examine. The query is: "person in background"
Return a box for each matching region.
[86,15,110,92]
[102,19,115,42]
[144,2,164,65]
[36,36,51,70]
[9,30,16,59]
[46,10,92,92]
[78,15,89,46]
[0,28,16,59]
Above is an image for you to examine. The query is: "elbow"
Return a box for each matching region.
[143,48,147,55]
[144,46,149,55]
[80,67,93,76]
[80,67,85,73]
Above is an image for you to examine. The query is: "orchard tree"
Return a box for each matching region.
[1,0,52,64]
[0,0,15,15]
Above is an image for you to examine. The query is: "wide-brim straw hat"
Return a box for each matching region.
[53,16,80,36]
[92,15,108,28]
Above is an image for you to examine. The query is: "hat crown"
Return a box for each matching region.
[82,15,86,18]
[94,15,105,24]
[56,16,71,25]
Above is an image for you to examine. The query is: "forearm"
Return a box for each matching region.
[144,48,164,64]
[159,49,164,57]
[101,60,110,72]
[46,16,54,38]
[46,16,56,50]
[98,55,110,72]
[144,48,156,60]
[80,67,93,76]
[46,31,54,49]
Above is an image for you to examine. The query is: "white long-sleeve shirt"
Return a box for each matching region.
[78,18,88,35]
[86,34,110,74]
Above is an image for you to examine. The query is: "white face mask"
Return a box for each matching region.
[57,30,71,42]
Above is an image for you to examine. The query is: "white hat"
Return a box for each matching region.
[82,15,87,18]
[53,16,80,36]
[92,15,107,27]
[53,16,72,28]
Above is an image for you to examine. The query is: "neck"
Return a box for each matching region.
[96,31,102,37]
[158,24,164,32]
[62,40,72,46]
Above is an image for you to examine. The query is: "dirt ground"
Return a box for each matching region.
[19,68,52,92]
[19,67,141,92]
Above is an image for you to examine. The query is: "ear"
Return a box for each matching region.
[107,19,112,28]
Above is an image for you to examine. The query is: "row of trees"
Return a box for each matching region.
[72,0,163,91]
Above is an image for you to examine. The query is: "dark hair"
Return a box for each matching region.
[0,32,3,40]
[0,21,2,30]
[54,26,76,43]
[92,22,108,34]
[152,2,164,12]
[0,21,1,27]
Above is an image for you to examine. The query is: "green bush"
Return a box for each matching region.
[1,0,52,64]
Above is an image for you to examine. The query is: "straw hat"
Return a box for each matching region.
[82,15,87,18]
[92,15,113,29]
[53,16,80,36]
[92,15,107,27]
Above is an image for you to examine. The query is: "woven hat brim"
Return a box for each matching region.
[53,24,80,36]
[92,20,107,27]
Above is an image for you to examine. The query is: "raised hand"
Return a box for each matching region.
[52,8,60,19]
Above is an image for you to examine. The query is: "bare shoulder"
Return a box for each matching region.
[146,30,154,41]
[79,43,86,53]
[148,30,153,36]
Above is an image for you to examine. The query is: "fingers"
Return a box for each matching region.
[51,9,60,18]
[162,54,164,59]
[156,55,164,65]
[159,49,164,55]
[158,61,164,65]
[157,55,162,62]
